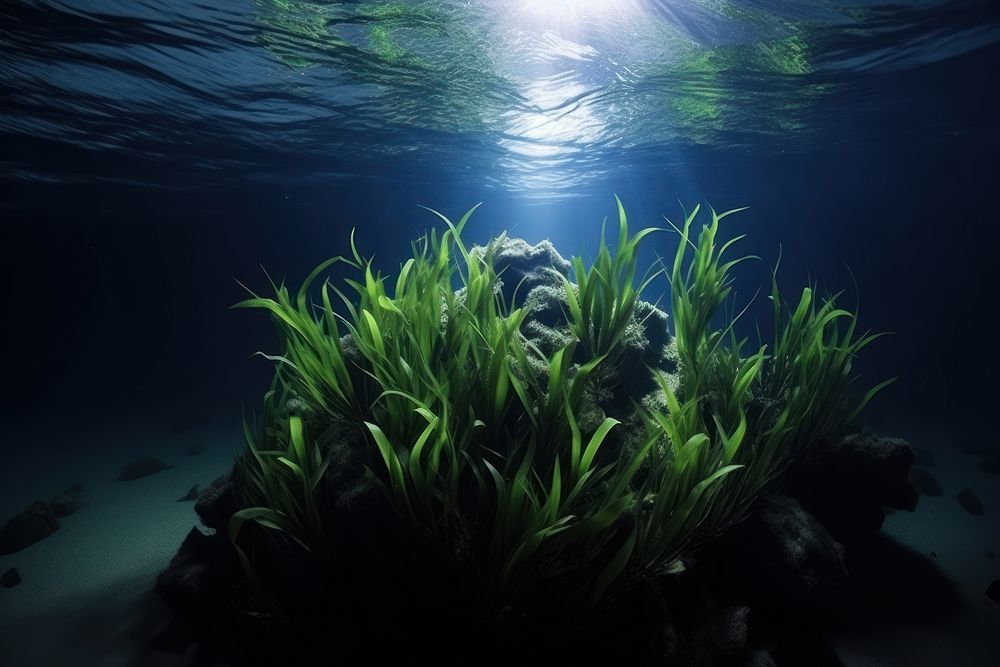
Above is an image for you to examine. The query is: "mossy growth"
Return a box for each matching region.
[229,197,889,623]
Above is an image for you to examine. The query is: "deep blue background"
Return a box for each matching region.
[2,1,998,448]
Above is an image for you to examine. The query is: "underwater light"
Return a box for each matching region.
[495,0,646,183]
[511,0,641,25]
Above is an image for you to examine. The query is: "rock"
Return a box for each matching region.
[576,581,678,664]
[471,235,570,306]
[909,467,943,496]
[603,300,678,409]
[467,236,681,432]
[747,493,848,605]
[988,549,995,559]
[183,443,206,457]
[978,456,1000,474]
[504,241,676,419]
[116,457,174,481]
[912,447,936,467]
[683,605,751,666]
[1,567,21,588]
[783,431,918,545]
[177,484,200,502]
[242,527,334,613]
[155,527,238,622]
[634,299,671,352]
[522,287,575,357]
[195,472,236,531]
[744,649,778,667]
[988,580,1000,604]
[50,486,87,517]
[955,488,984,515]
[523,284,568,330]
[69,482,85,493]
[699,493,848,610]
[0,501,60,555]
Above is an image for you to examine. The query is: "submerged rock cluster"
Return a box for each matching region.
[0,483,86,556]
[156,235,921,665]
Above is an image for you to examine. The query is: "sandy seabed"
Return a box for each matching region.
[0,417,997,666]
[0,418,241,666]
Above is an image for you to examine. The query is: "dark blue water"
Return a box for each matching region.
[2,1,1000,664]
[2,0,998,440]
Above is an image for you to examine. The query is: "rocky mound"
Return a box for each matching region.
[155,236,921,665]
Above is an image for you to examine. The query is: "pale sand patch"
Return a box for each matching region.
[832,418,1000,665]
[0,421,240,666]
[1,417,997,665]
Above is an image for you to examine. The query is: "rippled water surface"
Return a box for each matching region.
[4,0,998,196]
[2,0,999,430]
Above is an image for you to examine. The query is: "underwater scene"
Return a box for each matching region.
[1,0,999,664]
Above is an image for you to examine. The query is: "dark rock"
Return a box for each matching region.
[784,431,918,545]
[521,286,673,371]
[470,235,679,431]
[978,456,1000,475]
[988,580,1000,604]
[912,447,936,467]
[1,567,21,588]
[909,466,942,497]
[68,482,85,493]
[699,493,848,610]
[244,527,334,613]
[500,239,676,419]
[683,605,751,666]
[471,236,570,306]
[955,488,984,515]
[195,472,236,531]
[116,457,174,481]
[50,486,87,517]
[988,549,995,559]
[753,494,848,605]
[607,300,677,407]
[177,484,200,502]
[838,533,961,623]
[635,299,671,354]
[521,286,575,358]
[155,527,238,623]
[641,589,680,663]
[573,581,678,664]
[183,443,206,457]
[744,649,778,667]
[523,284,568,330]
[0,501,60,555]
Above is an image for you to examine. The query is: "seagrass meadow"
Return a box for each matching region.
[147,199,902,662]
[2,1,1000,666]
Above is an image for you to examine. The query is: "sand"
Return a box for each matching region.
[0,416,997,665]
[828,418,1000,665]
[0,418,241,666]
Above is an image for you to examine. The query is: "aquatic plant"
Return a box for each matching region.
[230,198,889,609]
[560,196,663,365]
[229,382,332,577]
[613,205,890,588]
